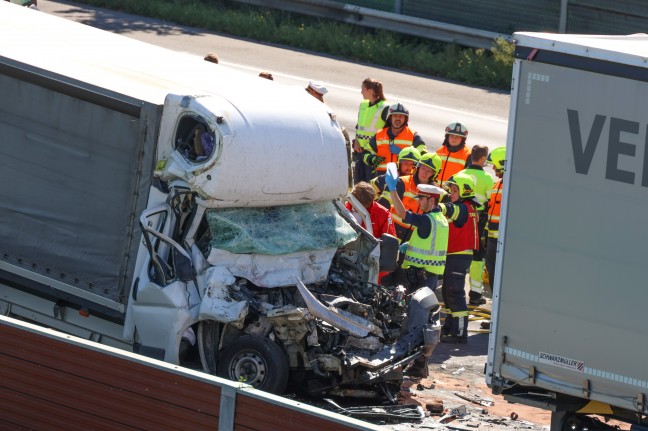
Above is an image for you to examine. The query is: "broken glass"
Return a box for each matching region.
[206,201,357,255]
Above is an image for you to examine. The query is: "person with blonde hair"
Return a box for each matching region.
[353,78,389,183]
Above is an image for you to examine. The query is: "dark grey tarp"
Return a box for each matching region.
[0,72,157,303]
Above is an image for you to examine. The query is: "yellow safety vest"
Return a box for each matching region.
[402,211,449,275]
[355,100,387,151]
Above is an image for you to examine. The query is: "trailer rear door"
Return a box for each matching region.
[487,33,648,414]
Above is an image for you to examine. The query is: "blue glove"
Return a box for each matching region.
[385,168,398,191]
[399,242,409,255]
[389,143,402,155]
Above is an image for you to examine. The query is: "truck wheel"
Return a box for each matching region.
[217,336,289,394]
[198,321,220,374]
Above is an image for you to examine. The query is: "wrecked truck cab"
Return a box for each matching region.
[133,188,441,399]
[130,88,440,400]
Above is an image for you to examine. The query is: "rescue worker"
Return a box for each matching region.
[362,102,427,181]
[386,172,448,377]
[484,147,506,295]
[353,78,389,183]
[305,80,328,102]
[258,71,274,80]
[373,150,442,242]
[372,147,420,238]
[459,145,495,306]
[204,52,220,64]
[438,173,479,344]
[388,181,448,293]
[436,122,471,187]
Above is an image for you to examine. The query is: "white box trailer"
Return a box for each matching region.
[487,32,648,431]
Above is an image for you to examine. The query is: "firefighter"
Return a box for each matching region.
[436,122,472,187]
[389,182,448,293]
[484,147,506,294]
[459,145,495,306]
[387,174,448,377]
[371,146,421,241]
[362,102,427,180]
[353,78,389,183]
[305,80,328,102]
[438,173,479,344]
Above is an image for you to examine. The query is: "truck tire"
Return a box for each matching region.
[198,321,220,374]
[217,336,289,394]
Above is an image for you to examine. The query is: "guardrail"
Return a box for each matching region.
[230,0,507,49]
[0,315,383,431]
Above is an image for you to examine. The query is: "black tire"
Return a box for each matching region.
[216,336,289,394]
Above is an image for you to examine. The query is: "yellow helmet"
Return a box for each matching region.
[445,173,475,199]
[487,146,507,171]
[418,153,442,180]
[398,146,421,164]
[418,152,442,171]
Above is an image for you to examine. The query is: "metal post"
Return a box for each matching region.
[394,0,402,14]
[218,386,237,431]
[559,0,568,33]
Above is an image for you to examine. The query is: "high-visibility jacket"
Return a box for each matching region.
[402,211,449,275]
[374,127,416,173]
[436,145,471,185]
[446,201,479,254]
[460,166,495,207]
[355,100,387,151]
[487,178,503,238]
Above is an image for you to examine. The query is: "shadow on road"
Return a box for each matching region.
[430,332,489,363]
[48,1,200,37]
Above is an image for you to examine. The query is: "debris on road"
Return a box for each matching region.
[323,398,425,423]
[454,392,495,406]
[425,400,445,414]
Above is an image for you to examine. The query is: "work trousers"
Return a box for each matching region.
[441,254,472,338]
[402,266,438,294]
[485,236,498,293]
[469,211,488,297]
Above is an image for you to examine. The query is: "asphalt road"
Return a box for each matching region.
[38,0,511,153]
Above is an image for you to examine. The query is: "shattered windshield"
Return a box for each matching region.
[206,201,357,255]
